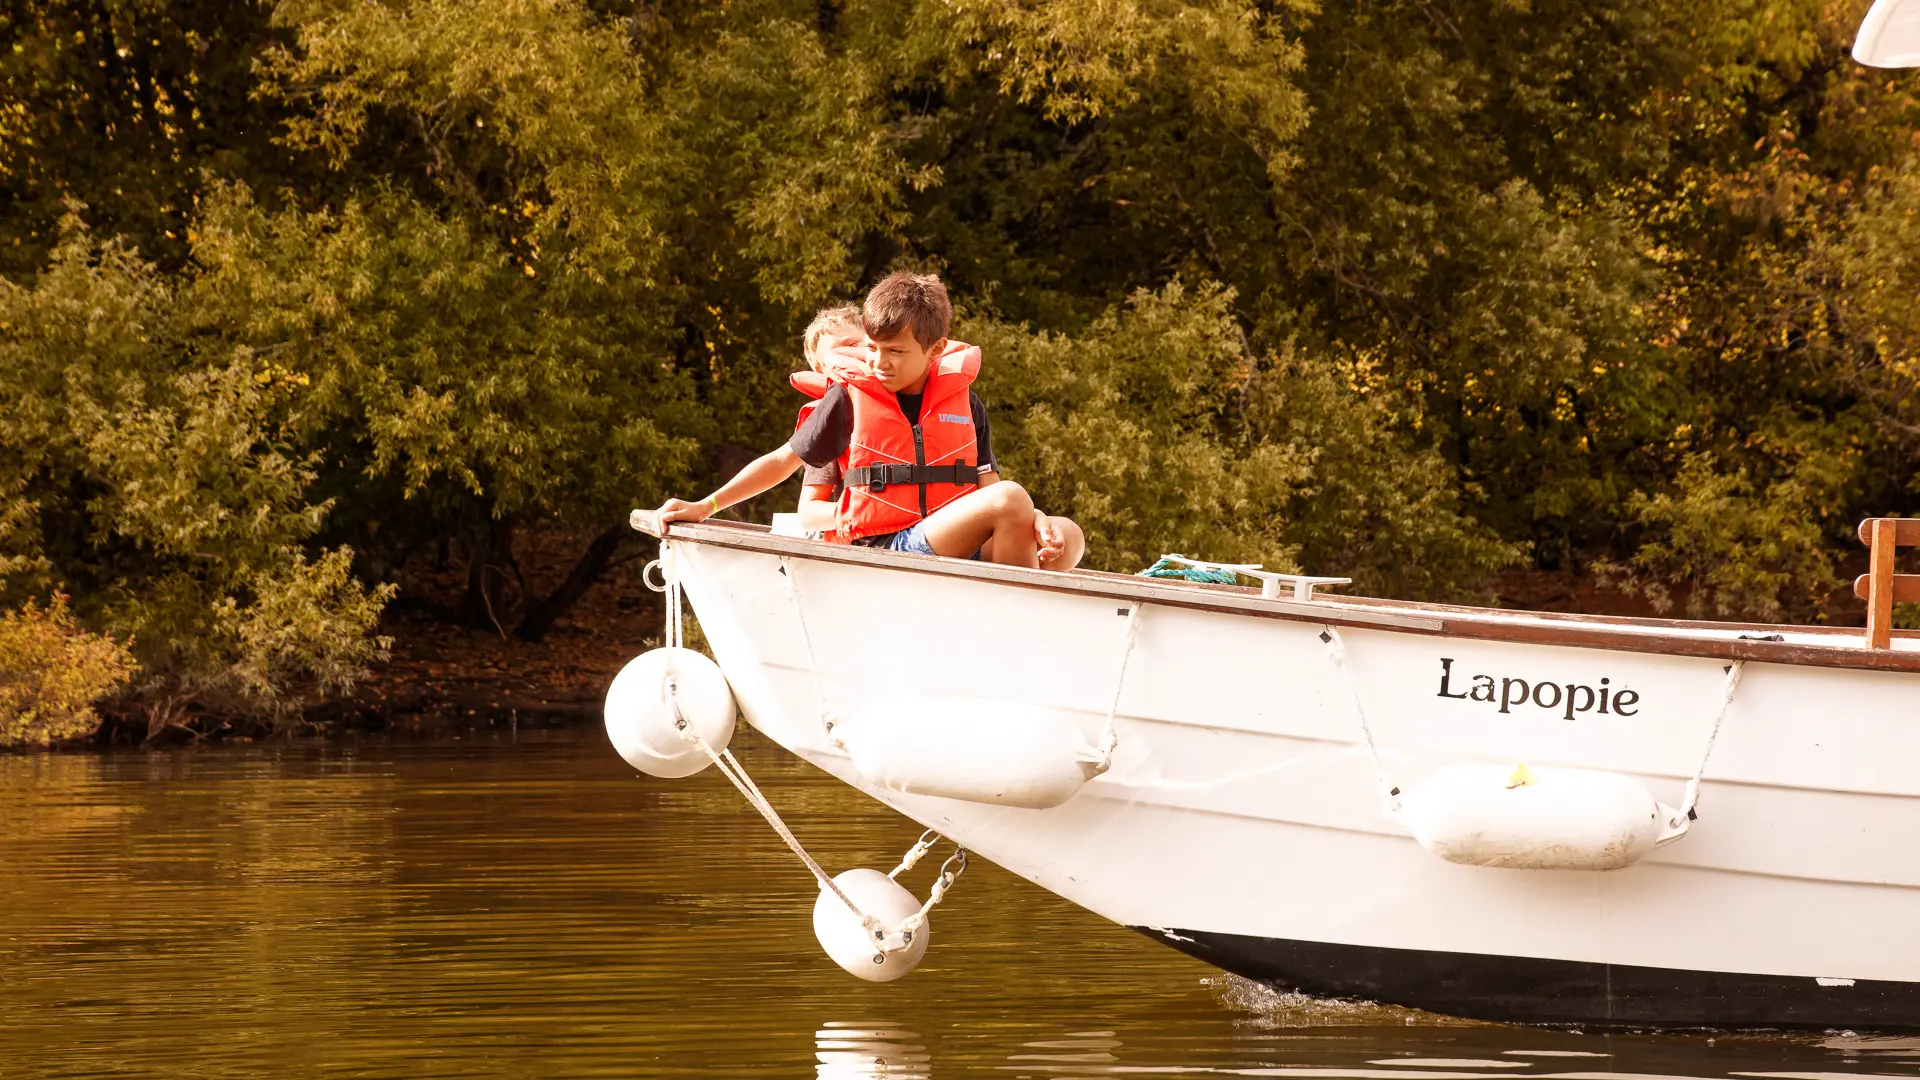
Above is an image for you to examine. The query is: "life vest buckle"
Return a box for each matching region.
[858,463,913,492]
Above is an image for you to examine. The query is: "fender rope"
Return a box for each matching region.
[1092,603,1144,773]
[896,847,967,940]
[780,557,841,747]
[1672,660,1745,827]
[1321,626,1403,813]
[888,829,942,879]
[644,540,962,955]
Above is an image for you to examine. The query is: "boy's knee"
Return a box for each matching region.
[987,482,1034,516]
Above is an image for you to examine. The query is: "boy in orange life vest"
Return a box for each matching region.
[656,272,1080,569]
[791,302,1083,568]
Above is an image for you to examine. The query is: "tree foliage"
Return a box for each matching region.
[0,218,392,722]
[972,282,1521,597]
[5,0,1920,731]
[0,594,135,747]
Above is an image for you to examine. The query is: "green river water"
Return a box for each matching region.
[3,728,1915,1078]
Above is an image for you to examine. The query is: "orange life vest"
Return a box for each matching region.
[790,341,983,543]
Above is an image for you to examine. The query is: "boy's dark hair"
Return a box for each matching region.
[862,271,951,348]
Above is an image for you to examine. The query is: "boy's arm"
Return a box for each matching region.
[797,484,838,531]
[656,445,804,524]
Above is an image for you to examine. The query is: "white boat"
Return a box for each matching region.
[627,513,1920,1030]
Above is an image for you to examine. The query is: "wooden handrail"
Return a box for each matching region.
[1855,575,1920,604]
[1854,517,1919,649]
[1859,517,1920,546]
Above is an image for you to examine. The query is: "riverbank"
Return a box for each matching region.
[305,532,667,739]
[301,598,658,737]
[65,529,667,747]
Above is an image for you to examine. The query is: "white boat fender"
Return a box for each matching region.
[785,573,1142,810]
[813,868,930,982]
[1397,764,1686,871]
[603,647,737,778]
[836,694,1101,809]
[812,839,966,982]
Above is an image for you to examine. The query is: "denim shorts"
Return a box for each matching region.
[869,520,980,560]
[879,520,939,556]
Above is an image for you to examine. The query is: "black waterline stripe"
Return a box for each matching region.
[1134,926,1920,1030]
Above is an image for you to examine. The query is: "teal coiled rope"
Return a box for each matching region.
[1137,555,1240,584]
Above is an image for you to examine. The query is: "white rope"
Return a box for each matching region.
[666,543,684,650]
[648,542,878,936]
[693,733,877,927]
[647,542,959,955]
[780,557,841,746]
[774,554,969,944]
[888,829,941,880]
[642,540,688,650]
[693,733,964,954]
[1092,604,1144,773]
[1321,626,1402,813]
[895,847,967,939]
[1673,660,1745,825]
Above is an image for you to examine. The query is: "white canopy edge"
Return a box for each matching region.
[1856,0,1920,67]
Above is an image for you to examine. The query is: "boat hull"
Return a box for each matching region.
[1147,927,1920,1029]
[663,528,1920,1030]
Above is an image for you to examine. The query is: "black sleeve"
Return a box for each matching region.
[970,391,996,473]
[801,460,842,488]
[789,385,854,469]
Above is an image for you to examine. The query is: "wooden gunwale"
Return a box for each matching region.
[1067,563,1920,640]
[1331,591,1920,640]
[648,518,1442,633]
[639,517,1920,674]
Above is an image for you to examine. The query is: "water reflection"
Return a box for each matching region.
[2,730,1918,1079]
[815,1022,931,1077]
[1004,1030,1123,1068]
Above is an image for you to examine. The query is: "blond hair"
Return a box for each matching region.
[803,304,863,367]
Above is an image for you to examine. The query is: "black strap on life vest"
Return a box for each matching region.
[847,463,980,493]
